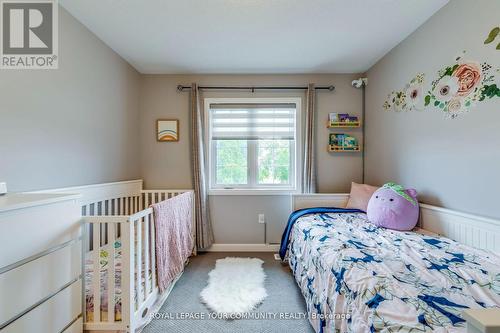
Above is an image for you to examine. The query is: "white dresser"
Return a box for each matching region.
[0,193,83,333]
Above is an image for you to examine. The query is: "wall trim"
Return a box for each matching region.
[203,244,280,252]
[31,179,143,206]
[419,203,500,227]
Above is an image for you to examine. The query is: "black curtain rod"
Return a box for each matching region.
[176,85,335,92]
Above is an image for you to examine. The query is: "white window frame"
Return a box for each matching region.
[205,97,302,195]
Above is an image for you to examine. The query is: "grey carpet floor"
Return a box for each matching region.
[142,252,315,333]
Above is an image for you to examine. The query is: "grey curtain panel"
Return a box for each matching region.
[190,83,214,250]
[302,83,317,193]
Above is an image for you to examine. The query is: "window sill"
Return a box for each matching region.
[209,188,299,196]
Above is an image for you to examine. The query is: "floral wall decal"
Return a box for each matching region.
[383,73,425,112]
[424,52,500,119]
[484,26,500,50]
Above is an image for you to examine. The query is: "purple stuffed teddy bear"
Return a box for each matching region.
[366,182,419,231]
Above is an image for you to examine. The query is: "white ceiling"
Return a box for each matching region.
[60,0,448,74]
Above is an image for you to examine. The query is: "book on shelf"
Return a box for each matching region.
[328,113,359,126]
[329,133,359,150]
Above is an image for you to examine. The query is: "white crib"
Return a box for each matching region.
[78,183,195,332]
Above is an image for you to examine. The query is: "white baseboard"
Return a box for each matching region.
[204,244,280,252]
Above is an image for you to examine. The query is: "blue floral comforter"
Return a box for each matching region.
[285,211,500,333]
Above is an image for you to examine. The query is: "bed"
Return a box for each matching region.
[281,207,500,333]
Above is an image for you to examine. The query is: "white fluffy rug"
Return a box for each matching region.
[200,257,267,315]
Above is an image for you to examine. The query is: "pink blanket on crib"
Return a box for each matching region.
[151,192,194,293]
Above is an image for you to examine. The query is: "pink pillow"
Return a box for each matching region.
[345,182,379,211]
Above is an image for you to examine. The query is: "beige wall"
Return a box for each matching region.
[365,0,500,218]
[139,74,363,243]
[0,7,141,191]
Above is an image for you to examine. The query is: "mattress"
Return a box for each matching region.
[286,211,500,333]
[85,240,152,322]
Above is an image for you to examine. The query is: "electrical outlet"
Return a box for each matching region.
[0,182,6,195]
[258,214,265,224]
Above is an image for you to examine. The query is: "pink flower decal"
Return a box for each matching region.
[453,62,482,97]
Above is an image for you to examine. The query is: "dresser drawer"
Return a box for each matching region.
[0,240,81,325]
[1,279,82,333]
[0,200,81,268]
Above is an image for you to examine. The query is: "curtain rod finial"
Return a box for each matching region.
[177,85,184,92]
[328,85,335,91]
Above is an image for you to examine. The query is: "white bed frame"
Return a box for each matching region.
[292,193,500,252]
[38,180,195,333]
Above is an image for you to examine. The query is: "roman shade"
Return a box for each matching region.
[209,103,296,140]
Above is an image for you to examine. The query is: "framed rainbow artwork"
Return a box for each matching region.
[156,119,179,142]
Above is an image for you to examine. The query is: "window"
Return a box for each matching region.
[206,98,301,194]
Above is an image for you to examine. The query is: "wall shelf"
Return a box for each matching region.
[328,144,361,152]
[327,121,361,128]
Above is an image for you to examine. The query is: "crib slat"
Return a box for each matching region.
[136,219,143,305]
[121,221,135,331]
[144,214,150,297]
[125,197,129,215]
[93,224,101,322]
[99,201,106,245]
[107,224,115,322]
[150,212,157,290]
